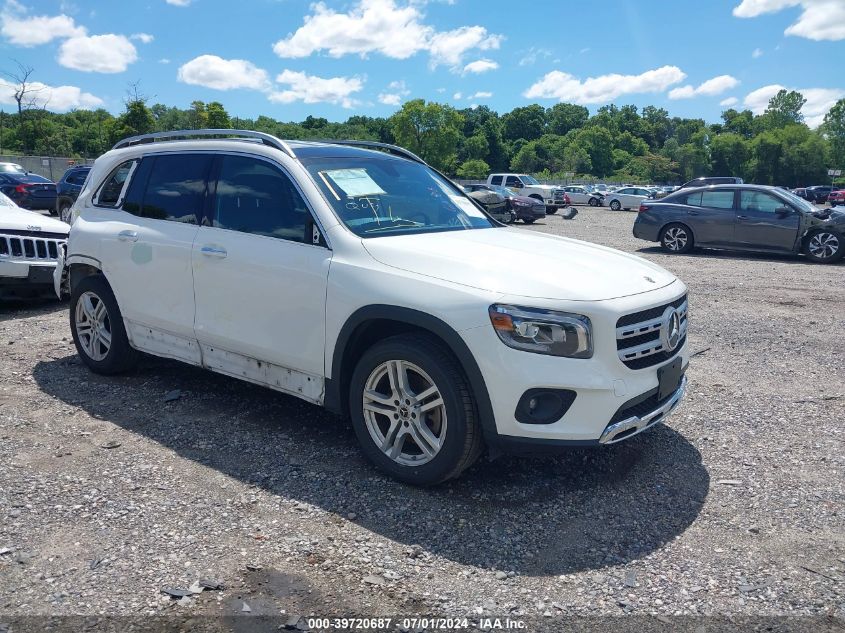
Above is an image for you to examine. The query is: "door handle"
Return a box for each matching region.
[688,210,699,216]
[736,215,748,220]
[117,230,138,242]
[200,245,227,258]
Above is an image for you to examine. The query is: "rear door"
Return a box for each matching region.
[191,154,331,393]
[681,189,737,245]
[734,189,800,251]
[94,153,210,360]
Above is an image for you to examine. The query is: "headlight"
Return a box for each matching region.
[488,304,593,358]
[512,199,530,206]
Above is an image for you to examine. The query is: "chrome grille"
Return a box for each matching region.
[0,233,65,262]
[616,295,687,369]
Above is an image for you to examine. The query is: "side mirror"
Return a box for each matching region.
[774,206,792,217]
[511,182,523,189]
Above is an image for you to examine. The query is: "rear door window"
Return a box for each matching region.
[212,155,311,243]
[140,154,213,224]
[700,190,735,209]
[490,176,503,185]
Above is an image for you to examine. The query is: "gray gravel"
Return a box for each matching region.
[1,205,843,627]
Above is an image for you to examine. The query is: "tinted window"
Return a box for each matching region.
[214,156,310,243]
[739,190,786,214]
[96,160,135,207]
[141,154,212,224]
[67,170,89,185]
[490,176,503,185]
[505,176,522,187]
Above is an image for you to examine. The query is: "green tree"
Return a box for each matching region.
[187,100,208,129]
[456,158,490,179]
[501,104,546,142]
[206,102,231,129]
[462,133,489,161]
[764,89,806,128]
[822,98,845,170]
[389,99,463,171]
[546,103,588,136]
[710,133,750,178]
[572,127,615,177]
[110,99,155,144]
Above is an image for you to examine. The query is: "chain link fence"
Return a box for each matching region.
[0,154,95,181]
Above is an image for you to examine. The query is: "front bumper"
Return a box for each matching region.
[0,261,59,297]
[459,284,690,447]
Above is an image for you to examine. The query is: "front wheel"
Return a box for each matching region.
[609,200,621,211]
[349,334,483,485]
[804,230,843,263]
[70,275,139,374]
[588,197,599,207]
[58,201,72,223]
[660,223,694,254]
[523,217,536,224]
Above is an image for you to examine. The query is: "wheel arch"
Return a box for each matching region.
[67,257,104,294]
[326,305,497,444]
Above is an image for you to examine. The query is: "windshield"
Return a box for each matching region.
[781,189,816,212]
[490,185,515,197]
[302,156,495,238]
[519,175,539,185]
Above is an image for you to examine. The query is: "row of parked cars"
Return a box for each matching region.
[0,161,91,222]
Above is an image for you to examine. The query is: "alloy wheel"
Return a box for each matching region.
[664,227,688,251]
[362,360,447,467]
[74,291,112,361]
[808,232,839,260]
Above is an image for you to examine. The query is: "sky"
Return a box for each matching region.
[1,0,844,127]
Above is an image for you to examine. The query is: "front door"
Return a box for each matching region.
[734,190,800,251]
[191,154,332,396]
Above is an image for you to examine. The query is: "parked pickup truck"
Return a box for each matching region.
[486,173,567,213]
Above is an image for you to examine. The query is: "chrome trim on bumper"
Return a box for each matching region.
[599,376,687,444]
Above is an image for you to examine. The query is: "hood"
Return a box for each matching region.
[362,228,677,301]
[528,184,558,191]
[0,204,69,234]
[811,208,845,224]
[510,194,542,205]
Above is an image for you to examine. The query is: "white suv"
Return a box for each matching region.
[57,130,689,485]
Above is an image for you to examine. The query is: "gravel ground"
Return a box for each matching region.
[1,205,843,631]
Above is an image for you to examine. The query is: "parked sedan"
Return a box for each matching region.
[465,183,548,223]
[463,188,515,223]
[804,185,832,203]
[828,189,845,207]
[0,170,57,212]
[605,187,653,211]
[561,186,604,206]
[56,165,91,222]
[634,184,844,264]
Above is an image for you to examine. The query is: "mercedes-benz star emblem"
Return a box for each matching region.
[644,275,656,284]
[660,306,682,351]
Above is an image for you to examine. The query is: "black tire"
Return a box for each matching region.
[609,200,621,211]
[803,229,844,264]
[523,217,536,224]
[349,334,483,486]
[58,201,72,223]
[659,223,694,254]
[70,274,139,375]
[546,208,557,214]
[588,197,599,206]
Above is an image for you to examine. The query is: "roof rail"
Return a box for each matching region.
[111,129,297,160]
[320,140,426,165]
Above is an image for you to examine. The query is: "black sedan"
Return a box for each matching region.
[633,184,844,264]
[0,166,57,212]
[465,183,547,224]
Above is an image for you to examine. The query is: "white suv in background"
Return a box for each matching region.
[57,130,690,485]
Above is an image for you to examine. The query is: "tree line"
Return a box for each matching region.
[1,73,843,187]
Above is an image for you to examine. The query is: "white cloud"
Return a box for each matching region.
[165,0,191,5]
[131,32,153,43]
[272,0,502,70]
[0,77,102,111]
[58,34,138,73]
[668,75,740,99]
[159,58,171,64]
[524,65,686,105]
[518,46,551,66]
[463,58,498,74]
[468,91,492,99]
[177,55,271,91]
[0,3,86,47]
[720,96,739,106]
[733,0,845,41]
[752,47,763,58]
[743,83,845,127]
[377,79,410,106]
[269,70,363,108]
[453,91,462,100]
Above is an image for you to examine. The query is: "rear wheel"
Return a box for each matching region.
[349,334,482,485]
[804,230,843,263]
[659,223,694,254]
[523,217,536,224]
[70,275,138,374]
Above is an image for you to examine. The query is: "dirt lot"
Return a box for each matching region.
[1,206,843,630]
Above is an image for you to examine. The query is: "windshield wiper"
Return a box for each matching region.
[364,219,424,233]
